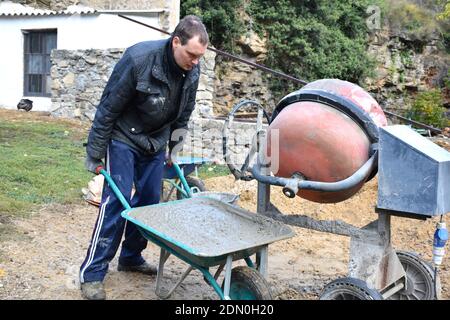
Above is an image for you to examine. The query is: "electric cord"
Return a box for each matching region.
[434,215,444,300]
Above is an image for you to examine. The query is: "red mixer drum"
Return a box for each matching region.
[267,79,387,203]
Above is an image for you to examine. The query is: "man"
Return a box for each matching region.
[79,15,208,300]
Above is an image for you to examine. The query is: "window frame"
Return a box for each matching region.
[23,29,57,97]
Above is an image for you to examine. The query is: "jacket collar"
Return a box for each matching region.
[167,40,186,77]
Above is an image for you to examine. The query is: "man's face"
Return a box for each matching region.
[172,35,207,71]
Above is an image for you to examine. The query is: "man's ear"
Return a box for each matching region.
[172,36,181,48]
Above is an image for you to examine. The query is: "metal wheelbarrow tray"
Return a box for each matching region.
[122,196,293,266]
[121,196,294,299]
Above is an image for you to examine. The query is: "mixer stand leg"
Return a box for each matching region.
[261,199,407,299]
[348,213,406,298]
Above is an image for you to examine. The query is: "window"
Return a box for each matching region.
[23,30,57,97]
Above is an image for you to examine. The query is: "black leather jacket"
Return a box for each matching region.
[86,38,200,159]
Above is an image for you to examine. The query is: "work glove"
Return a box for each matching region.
[85,155,104,174]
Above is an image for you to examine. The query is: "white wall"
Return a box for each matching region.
[0,13,165,111]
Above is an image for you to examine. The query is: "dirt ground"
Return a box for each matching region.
[0,109,448,300]
[0,174,448,300]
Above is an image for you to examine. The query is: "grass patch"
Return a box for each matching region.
[197,164,231,180]
[0,114,91,219]
[0,110,231,225]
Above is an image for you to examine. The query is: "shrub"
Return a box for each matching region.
[181,0,244,52]
[407,89,449,128]
[181,0,381,100]
[247,0,380,99]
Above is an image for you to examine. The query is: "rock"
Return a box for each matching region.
[62,72,75,86]
[196,91,213,101]
[84,56,97,65]
[236,30,267,60]
[58,60,69,68]
[73,108,81,118]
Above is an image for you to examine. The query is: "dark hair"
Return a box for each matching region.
[172,15,209,46]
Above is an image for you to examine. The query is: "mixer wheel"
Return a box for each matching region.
[387,251,440,300]
[319,277,383,300]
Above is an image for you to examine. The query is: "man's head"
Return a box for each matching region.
[171,15,209,71]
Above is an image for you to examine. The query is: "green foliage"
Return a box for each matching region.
[182,1,448,101]
[182,0,382,100]
[407,89,449,128]
[197,164,230,180]
[0,119,91,217]
[180,0,244,52]
[247,0,380,99]
[387,0,440,39]
[386,0,450,53]
[437,1,450,20]
[400,50,414,67]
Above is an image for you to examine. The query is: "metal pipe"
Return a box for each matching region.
[383,110,443,134]
[117,14,444,134]
[251,150,378,192]
[118,14,307,85]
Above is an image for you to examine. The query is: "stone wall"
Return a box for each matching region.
[50,46,216,120]
[50,48,124,121]
[180,117,267,166]
[213,30,277,115]
[212,26,449,118]
[363,28,449,115]
[192,48,216,118]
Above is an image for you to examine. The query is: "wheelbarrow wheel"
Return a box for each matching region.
[223,266,273,300]
[176,176,206,200]
[387,250,440,300]
[319,277,383,300]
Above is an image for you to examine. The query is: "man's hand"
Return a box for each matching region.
[85,155,104,174]
[165,152,173,167]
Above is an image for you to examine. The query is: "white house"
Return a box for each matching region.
[0,0,178,111]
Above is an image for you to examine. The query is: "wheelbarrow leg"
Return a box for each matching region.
[155,248,170,298]
[156,248,170,280]
[256,245,269,278]
[155,248,194,299]
[223,254,234,300]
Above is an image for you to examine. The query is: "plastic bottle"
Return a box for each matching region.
[433,222,449,265]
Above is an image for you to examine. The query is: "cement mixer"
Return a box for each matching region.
[267,79,387,203]
[224,79,384,203]
[222,79,450,300]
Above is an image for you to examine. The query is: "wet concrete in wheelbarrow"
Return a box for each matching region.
[127,197,294,258]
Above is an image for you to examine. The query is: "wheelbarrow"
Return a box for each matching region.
[98,166,295,300]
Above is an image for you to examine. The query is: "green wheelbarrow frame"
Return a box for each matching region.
[98,165,293,300]
[161,156,210,201]
[162,161,195,200]
[163,161,240,204]
[98,163,294,300]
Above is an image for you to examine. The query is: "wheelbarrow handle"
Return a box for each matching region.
[96,162,191,210]
[172,162,193,198]
[97,167,132,210]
